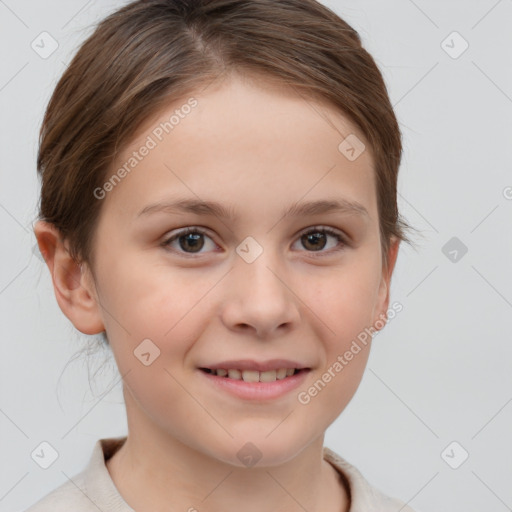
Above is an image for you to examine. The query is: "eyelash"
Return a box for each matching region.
[161,226,349,258]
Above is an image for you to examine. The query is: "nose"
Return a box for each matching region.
[219,248,301,339]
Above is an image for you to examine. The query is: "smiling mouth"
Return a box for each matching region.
[199,367,308,383]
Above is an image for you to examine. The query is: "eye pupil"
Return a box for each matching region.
[179,233,204,252]
[302,232,326,251]
[165,227,344,257]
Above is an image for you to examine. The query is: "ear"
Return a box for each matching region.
[372,236,400,329]
[33,220,105,335]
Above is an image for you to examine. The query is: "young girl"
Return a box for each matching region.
[29,0,417,510]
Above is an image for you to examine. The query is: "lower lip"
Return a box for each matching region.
[198,369,310,401]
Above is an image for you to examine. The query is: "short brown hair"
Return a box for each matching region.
[36,0,415,277]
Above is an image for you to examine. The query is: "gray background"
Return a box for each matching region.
[1,1,511,511]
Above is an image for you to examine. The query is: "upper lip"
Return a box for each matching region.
[199,359,310,372]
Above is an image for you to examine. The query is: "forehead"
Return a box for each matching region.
[102,74,377,224]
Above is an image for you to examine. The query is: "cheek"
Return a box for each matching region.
[97,258,216,370]
[101,254,208,327]
[300,263,378,404]
[316,348,371,426]
[307,262,380,337]
[99,264,213,429]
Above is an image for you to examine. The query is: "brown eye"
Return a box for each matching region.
[294,227,347,255]
[177,232,204,252]
[161,225,348,258]
[301,231,327,251]
[162,228,216,255]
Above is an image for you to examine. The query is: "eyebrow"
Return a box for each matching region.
[136,197,369,221]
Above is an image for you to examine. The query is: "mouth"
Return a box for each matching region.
[198,366,311,401]
[199,367,307,382]
[196,358,312,400]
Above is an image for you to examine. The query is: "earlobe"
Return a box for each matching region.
[33,220,105,335]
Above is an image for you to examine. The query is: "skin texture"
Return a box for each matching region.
[34,72,400,512]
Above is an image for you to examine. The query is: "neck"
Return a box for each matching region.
[106,420,349,512]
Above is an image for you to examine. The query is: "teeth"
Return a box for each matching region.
[242,370,260,382]
[227,369,241,380]
[207,368,299,382]
[259,370,278,382]
[276,368,287,379]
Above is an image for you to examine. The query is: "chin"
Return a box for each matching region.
[205,432,307,469]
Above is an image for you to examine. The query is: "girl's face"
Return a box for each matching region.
[84,73,398,466]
